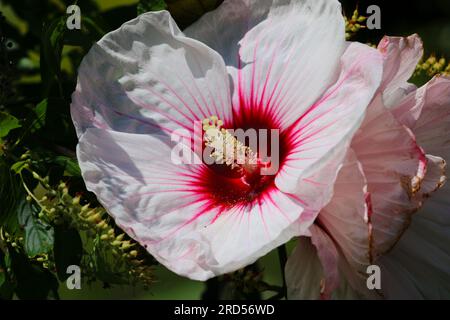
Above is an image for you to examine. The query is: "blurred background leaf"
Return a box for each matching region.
[137,0,167,15]
[0,112,21,138]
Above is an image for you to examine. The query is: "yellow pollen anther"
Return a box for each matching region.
[203,116,257,171]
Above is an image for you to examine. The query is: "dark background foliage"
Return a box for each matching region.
[0,0,449,300]
[342,0,450,56]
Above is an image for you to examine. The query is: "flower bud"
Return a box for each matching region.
[129,250,138,258]
[116,234,125,241]
[72,196,81,205]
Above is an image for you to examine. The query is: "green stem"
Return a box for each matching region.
[277,245,288,299]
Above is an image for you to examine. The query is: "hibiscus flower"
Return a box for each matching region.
[71,0,385,281]
[286,34,450,299]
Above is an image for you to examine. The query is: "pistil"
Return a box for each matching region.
[202,116,258,175]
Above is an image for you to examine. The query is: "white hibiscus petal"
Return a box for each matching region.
[377,34,423,108]
[318,150,373,279]
[377,75,450,299]
[352,94,426,258]
[286,225,340,300]
[77,128,215,280]
[187,0,346,129]
[71,11,232,138]
[392,76,450,137]
[77,128,306,280]
[275,42,383,210]
[419,155,447,197]
[200,190,303,275]
[407,77,450,158]
[285,236,325,300]
[378,183,450,299]
[310,225,340,299]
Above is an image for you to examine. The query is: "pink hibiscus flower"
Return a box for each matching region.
[286,35,450,299]
[71,0,383,281]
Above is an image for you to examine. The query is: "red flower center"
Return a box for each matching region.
[195,110,293,211]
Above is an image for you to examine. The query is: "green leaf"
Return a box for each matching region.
[137,0,167,15]
[25,221,55,258]
[54,226,83,281]
[0,112,21,139]
[17,200,54,258]
[53,156,81,177]
[32,99,48,132]
[11,160,28,175]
